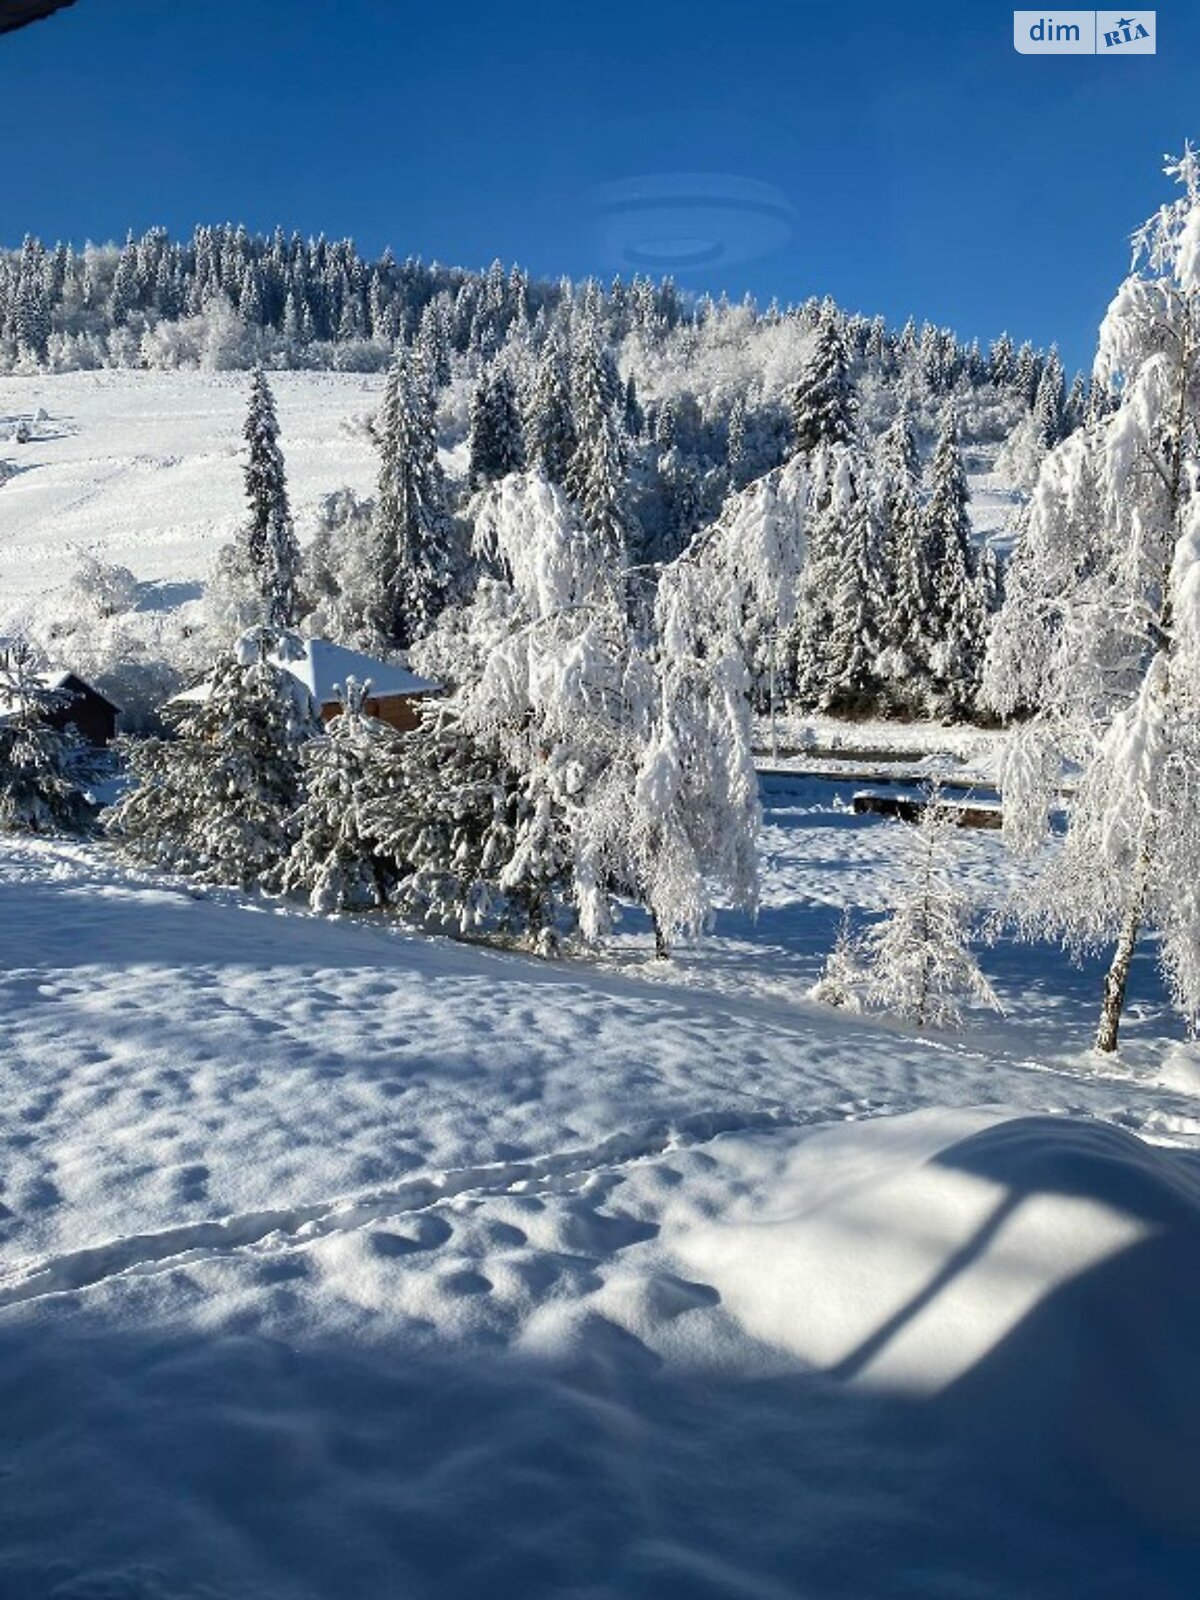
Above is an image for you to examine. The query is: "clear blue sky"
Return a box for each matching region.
[1,0,1196,371]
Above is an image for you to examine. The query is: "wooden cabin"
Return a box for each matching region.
[277,638,440,733]
[169,637,441,733]
[42,672,122,747]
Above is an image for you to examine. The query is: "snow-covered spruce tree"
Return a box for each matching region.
[921,414,985,713]
[525,333,577,485]
[468,368,527,488]
[857,795,1000,1029]
[0,645,94,835]
[107,634,319,889]
[789,444,886,713]
[242,368,302,628]
[371,702,573,948]
[790,307,855,457]
[985,149,1200,1051]
[281,677,405,913]
[372,349,456,648]
[566,326,633,569]
[872,409,930,706]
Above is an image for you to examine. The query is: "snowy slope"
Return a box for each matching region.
[3,778,1200,1597]
[0,371,1022,640]
[0,370,385,630]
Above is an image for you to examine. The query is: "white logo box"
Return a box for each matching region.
[1013,11,1156,54]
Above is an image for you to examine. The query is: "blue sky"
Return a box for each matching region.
[1,1,1195,371]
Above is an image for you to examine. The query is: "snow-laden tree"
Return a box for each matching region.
[789,444,885,712]
[0,644,93,835]
[241,368,302,628]
[921,414,984,712]
[469,368,526,488]
[566,326,633,570]
[410,461,807,953]
[372,349,457,648]
[373,703,572,947]
[525,332,577,485]
[809,911,867,1011]
[790,308,855,457]
[985,149,1200,1050]
[281,678,403,913]
[107,633,320,889]
[855,796,1000,1029]
[872,409,930,702]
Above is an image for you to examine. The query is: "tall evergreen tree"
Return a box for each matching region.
[372,350,456,648]
[525,334,577,485]
[468,369,526,488]
[790,310,855,457]
[922,415,983,711]
[566,327,633,568]
[242,368,301,628]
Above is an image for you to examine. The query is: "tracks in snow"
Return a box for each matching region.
[0,1101,885,1313]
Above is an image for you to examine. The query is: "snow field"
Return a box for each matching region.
[2,772,1200,1595]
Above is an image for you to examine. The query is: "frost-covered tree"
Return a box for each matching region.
[809,911,867,1011]
[107,635,319,888]
[566,327,633,568]
[282,678,402,912]
[921,414,983,711]
[789,445,884,712]
[241,368,301,628]
[372,350,456,647]
[856,796,1000,1029]
[872,410,929,700]
[0,644,93,835]
[525,333,577,485]
[790,310,855,457]
[468,369,526,487]
[986,149,1200,1050]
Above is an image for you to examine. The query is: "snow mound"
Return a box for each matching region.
[677,1108,1200,1535]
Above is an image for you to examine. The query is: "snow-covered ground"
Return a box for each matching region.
[3,776,1199,1597]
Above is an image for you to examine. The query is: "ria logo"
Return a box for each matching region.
[1098,11,1153,48]
[1013,10,1156,53]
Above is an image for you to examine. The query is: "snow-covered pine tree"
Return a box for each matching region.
[873,408,930,703]
[1032,347,1065,448]
[372,349,456,648]
[468,369,526,487]
[0,644,94,835]
[789,444,885,713]
[566,325,633,569]
[107,635,319,889]
[372,702,573,948]
[921,413,983,713]
[281,677,404,913]
[986,148,1200,1051]
[525,332,578,485]
[790,308,855,457]
[242,367,301,628]
[857,794,1000,1029]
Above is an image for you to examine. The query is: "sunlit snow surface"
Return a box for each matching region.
[2,778,1200,1598]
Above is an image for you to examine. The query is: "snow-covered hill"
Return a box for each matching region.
[0,370,1021,640]
[0,370,384,631]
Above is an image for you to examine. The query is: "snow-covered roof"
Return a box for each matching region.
[43,670,123,712]
[274,638,439,705]
[0,667,122,718]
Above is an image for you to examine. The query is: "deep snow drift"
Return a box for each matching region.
[2,774,1200,1598]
